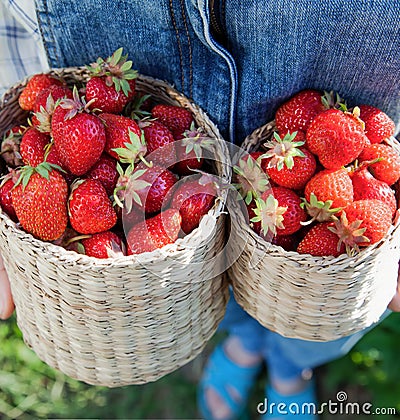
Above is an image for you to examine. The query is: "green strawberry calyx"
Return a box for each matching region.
[321,90,347,111]
[58,86,97,119]
[261,131,305,171]
[113,163,151,211]
[300,193,342,225]
[180,123,215,162]
[13,161,64,190]
[87,47,138,97]
[251,194,287,237]
[233,154,270,205]
[33,93,58,133]
[112,130,152,168]
[328,212,369,256]
[127,94,152,120]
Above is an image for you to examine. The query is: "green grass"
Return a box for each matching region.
[0,313,399,419]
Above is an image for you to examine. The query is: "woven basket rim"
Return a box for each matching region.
[0,67,231,265]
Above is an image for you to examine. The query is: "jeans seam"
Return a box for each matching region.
[197,0,237,144]
[220,0,228,48]
[169,0,185,91]
[180,0,193,98]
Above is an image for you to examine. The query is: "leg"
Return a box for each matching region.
[198,289,265,420]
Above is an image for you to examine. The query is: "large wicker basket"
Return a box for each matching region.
[0,67,230,386]
[227,121,400,342]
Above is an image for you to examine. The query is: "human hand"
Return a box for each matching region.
[0,252,14,319]
[388,262,400,312]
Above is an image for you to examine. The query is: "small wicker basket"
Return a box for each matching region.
[227,121,400,342]
[0,67,230,386]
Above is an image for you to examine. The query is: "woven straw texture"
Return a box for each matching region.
[0,67,230,387]
[227,121,400,342]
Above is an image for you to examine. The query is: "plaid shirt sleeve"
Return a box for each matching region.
[0,0,48,97]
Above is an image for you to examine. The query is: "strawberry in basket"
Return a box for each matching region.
[0,48,221,258]
[235,89,399,257]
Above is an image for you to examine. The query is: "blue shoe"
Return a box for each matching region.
[260,379,318,419]
[197,343,262,420]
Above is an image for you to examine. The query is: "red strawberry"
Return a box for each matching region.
[140,119,176,168]
[271,234,299,252]
[86,78,136,114]
[118,205,146,232]
[271,187,307,235]
[173,125,215,175]
[0,172,18,221]
[85,78,134,113]
[123,164,178,214]
[44,142,65,168]
[85,154,119,196]
[306,108,368,169]
[18,73,63,111]
[358,143,400,186]
[1,125,26,167]
[68,179,117,234]
[31,84,73,133]
[85,48,137,114]
[170,177,216,234]
[330,199,393,250]
[100,113,143,161]
[253,187,307,237]
[81,231,125,258]
[304,168,354,213]
[297,222,345,257]
[11,162,68,241]
[174,141,204,175]
[151,104,193,138]
[358,104,395,144]
[261,131,316,190]
[350,166,397,216]
[51,89,106,175]
[19,127,51,167]
[275,89,325,133]
[126,208,182,255]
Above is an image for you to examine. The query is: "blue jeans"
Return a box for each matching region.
[35,0,400,144]
[219,290,390,382]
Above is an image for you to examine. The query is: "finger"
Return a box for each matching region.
[388,288,400,312]
[0,254,15,320]
[388,263,400,312]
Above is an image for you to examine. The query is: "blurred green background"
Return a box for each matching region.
[1,312,399,419]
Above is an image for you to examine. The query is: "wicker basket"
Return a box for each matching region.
[227,120,400,342]
[0,67,230,386]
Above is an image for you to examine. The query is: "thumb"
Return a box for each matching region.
[388,263,400,312]
[0,253,15,320]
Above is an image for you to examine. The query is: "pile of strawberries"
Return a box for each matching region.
[0,49,217,258]
[236,89,400,257]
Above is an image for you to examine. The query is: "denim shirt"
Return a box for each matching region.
[35,0,400,145]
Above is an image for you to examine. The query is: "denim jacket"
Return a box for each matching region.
[35,0,400,145]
